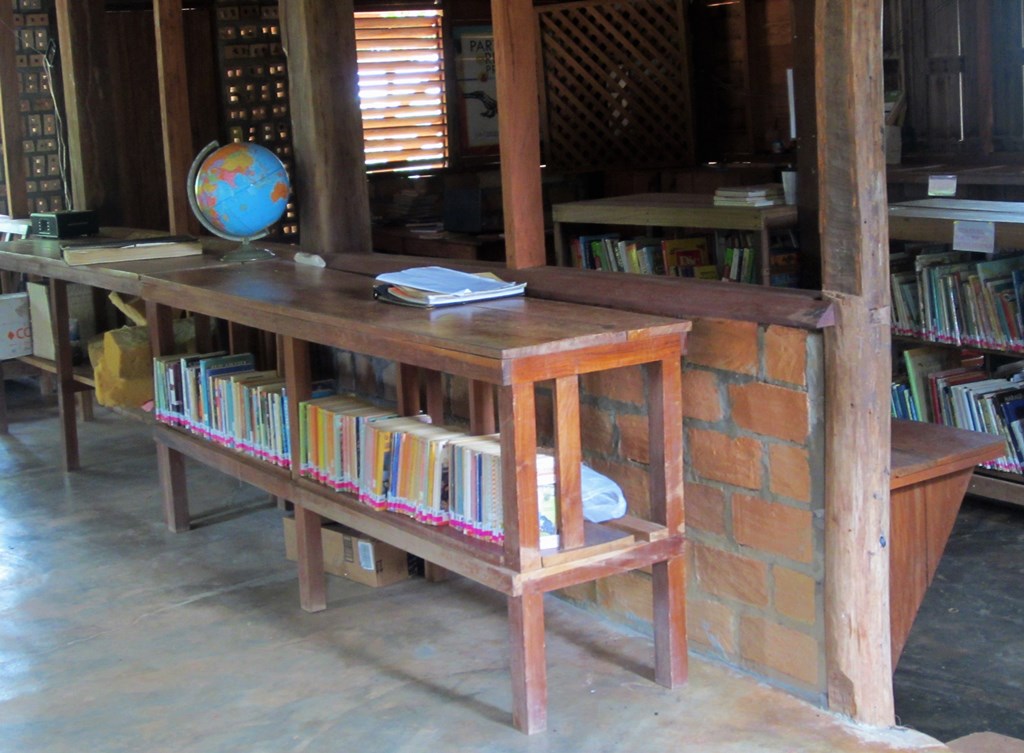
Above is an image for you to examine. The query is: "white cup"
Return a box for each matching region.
[781,171,798,205]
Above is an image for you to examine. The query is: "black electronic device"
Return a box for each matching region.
[30,210,99,239]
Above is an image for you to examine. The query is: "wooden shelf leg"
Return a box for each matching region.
[295,504,327,613]
[653,555,688,687]
[50,278,79,471]
[508,590,547,734]
[156,442,190,532]
[0,360,8,435]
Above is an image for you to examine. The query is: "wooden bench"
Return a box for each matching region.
[889,419,1004,664]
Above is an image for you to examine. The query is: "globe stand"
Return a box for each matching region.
[220,238,275,263]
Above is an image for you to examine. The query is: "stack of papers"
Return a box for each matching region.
[373,266,526,308]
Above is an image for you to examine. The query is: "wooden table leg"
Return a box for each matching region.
[50,278,79,471]
[0,360,8,435]
[508,590,547,734]
[653,556,688,687]
[295,504,327,612]
[157,441,190,532]
[648,354,688,687]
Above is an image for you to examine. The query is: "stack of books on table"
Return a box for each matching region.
[712,184,785,208]
[373,266,526,308]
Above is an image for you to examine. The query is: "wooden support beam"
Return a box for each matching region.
[491,0,545,269]
[817,0,895,726]
[153,0,195,234]
[279,0,371,255]
[54,0,118,218]
[0,1,28,217]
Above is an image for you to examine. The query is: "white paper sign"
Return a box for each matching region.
[928,174,958,197]
[953,220,995,253]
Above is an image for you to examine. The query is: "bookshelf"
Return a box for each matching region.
[888,198,1024,508]
[551,193,798,286]
[140,259,691,735]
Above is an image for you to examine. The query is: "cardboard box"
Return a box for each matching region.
[0,292,32,359]
[283,516,410,588]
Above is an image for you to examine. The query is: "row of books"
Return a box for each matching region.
[569,233,715,278]
[568,229,800,287]
[890,245,1024,350]
[152,351,297,469]
[893,346,1024,474]
[297,394,558,548]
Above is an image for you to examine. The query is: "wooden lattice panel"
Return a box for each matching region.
[536,0,694,171]
[215,0,297,239]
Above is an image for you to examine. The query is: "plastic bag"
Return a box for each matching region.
[581,463,627,522]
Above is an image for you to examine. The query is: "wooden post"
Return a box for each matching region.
[153,0,195,234]
[54,0,118,218]
[792,0,821,289]
[817,0,895,725]
[279,0,371,255]
[0,1,28,218]
[491,0,545,269]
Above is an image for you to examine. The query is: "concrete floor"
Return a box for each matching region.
[894,497,1024,741]
[0,381,950,753]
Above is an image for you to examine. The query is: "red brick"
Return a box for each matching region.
[768,443,811,503]
[587,457,650,519]
[685,482,727,536]
[740,615,820,688]
[693,542,769,607]
[687,318,758,375]
[687,596,737,656]
[688,427,762,489]
[617,412,650,464]
[580,403,615,456]
[765,326,807,387]
[581,364,645,406]
[681,367,723,422]
[774,566,817,625]
[596,571,653,623]
[733,494,813,564]
[729,382,808,443]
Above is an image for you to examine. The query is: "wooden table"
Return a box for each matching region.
[136,260,691,734]
[889,419,1004,664]
[888,198,1024,247]
[0,231,249,469]
[551,192,798,285]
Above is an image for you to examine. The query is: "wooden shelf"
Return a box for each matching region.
[551,192,798,286]
[141,261,691,734]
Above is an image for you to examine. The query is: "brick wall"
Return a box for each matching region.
[332,317,827,702]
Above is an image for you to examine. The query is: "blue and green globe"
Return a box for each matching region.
[191,142,290,240]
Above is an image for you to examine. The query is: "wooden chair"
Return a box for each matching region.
[0,218,31,433]
[0,218,93,434]
[0,217,31,294]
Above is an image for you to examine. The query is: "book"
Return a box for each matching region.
[61,235,203,266]
[714,183,785,199]
[373,267,526,307]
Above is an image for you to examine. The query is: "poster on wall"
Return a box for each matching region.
[454,26,499,153]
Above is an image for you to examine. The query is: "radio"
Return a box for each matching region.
[30,210,99,239]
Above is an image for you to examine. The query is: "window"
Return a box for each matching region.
[355,8,448,173]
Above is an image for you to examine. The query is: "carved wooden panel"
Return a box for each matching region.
[536,0,694,171]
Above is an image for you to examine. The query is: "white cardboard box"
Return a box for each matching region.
[0,292,32,360]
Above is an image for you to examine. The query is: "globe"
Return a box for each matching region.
[186,141,291,261]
